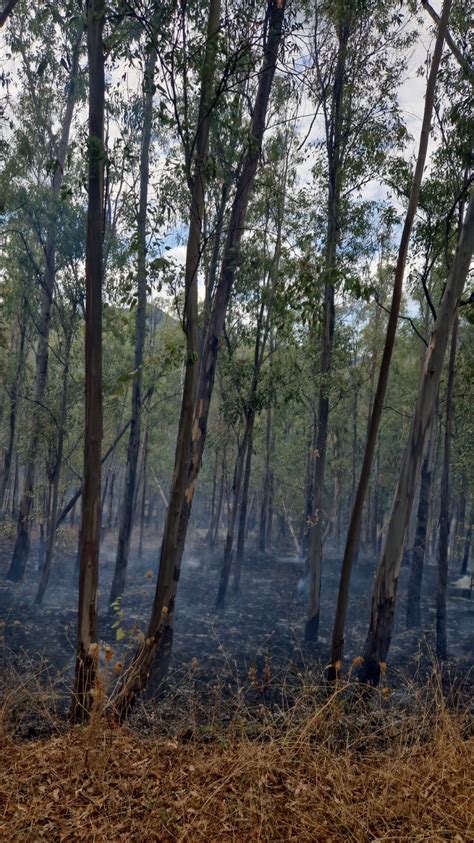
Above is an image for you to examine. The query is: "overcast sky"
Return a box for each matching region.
[0,2,447,299]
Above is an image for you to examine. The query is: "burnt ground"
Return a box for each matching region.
[0,522,472,739]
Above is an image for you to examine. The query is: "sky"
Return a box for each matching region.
[0,1,449,305]
[165,5,440,280]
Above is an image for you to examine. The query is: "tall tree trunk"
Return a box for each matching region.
[406,410,436,628]
[111,0,286,718]
[35,327,74,605]
[329,0,452,673]
[11,452,19,518]
[7,26,83,582]
[110,45,157,603]
[436,316,458,659]
[259,404,273,553]
[0,302,26,513]
[138,421,149,559]
[266,434,275,549]
[71,0,104,722]
[206,449,219,545]
[305,16,349,642]
[219,197,279,597]
[233,417,254,591]
[211,447,226,549]
[351,355,358,505]
[452,488,465,568]
[302,421,316,555]
[203,182,229,341]
[358,191,474,685]
[460,501,472,576]
[371,439,381,555]
[216,434,248,608]
[107,470,116,529]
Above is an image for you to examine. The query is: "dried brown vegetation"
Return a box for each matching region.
[1,673,472,841]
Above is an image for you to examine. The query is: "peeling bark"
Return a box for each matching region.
[71,0,105,723]
[359,191,474,685]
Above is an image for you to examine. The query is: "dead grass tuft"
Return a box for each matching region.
[0,672,472,841]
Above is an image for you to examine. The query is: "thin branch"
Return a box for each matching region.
[421,0,474,80]
[373,291,428,346]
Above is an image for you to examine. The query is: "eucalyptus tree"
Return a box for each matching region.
[453,325,473,575]
[305,0,412,642]
[71,0,105,723]
[329,0,453,671]
[5,1,85,582]
[216,119,297,606]
[34,279,82,605]
[109,28,158,603]
[436,314,458,658]
[359,189,474,685]
[404,169,467,628]
[111,0,288,718]
[0,271,28,514]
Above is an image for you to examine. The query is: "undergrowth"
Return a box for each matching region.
[0,659,472,841]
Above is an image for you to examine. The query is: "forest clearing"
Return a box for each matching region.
[0,0,473,839]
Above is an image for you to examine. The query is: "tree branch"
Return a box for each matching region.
[0,0,19,28]
[421,0,474,80]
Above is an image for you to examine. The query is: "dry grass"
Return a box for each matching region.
[0,672,472,842]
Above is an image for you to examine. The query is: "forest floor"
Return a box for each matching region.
[0,522,472,735]
[0,524,473,840]
[1,676,472,841]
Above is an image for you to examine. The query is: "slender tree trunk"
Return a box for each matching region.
[35,329,73,605]
[334,430,342,551]
[219,193,278,596]
[406,411,436,628]
[436,317,458,659]
[460,502,472,576]
[0,304,26,512]
[302,421,316,555]
[371,440,381,554]
[329,0,452,674]
[358,191,474,685]
[306,16,349,642]
[266,436,275,549]
[447,509,457,567]
[37,520,46,572]
[11,453,19,518]
[351,357,358,505]
[7,26,83,582]
[113,473,123,527]
[233,418,254,591]
[259,405,273,553]
[203,183,229,341]
[246,493,256,539]
[138,421,149,559]
[111,0,286,718]
[216,435,248,608]
[211,447,226,549]
[207,449,219,545]
[100,469,110,515]
[110,45,157,603]
[453,488,465,567]
[71,0,104,722]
